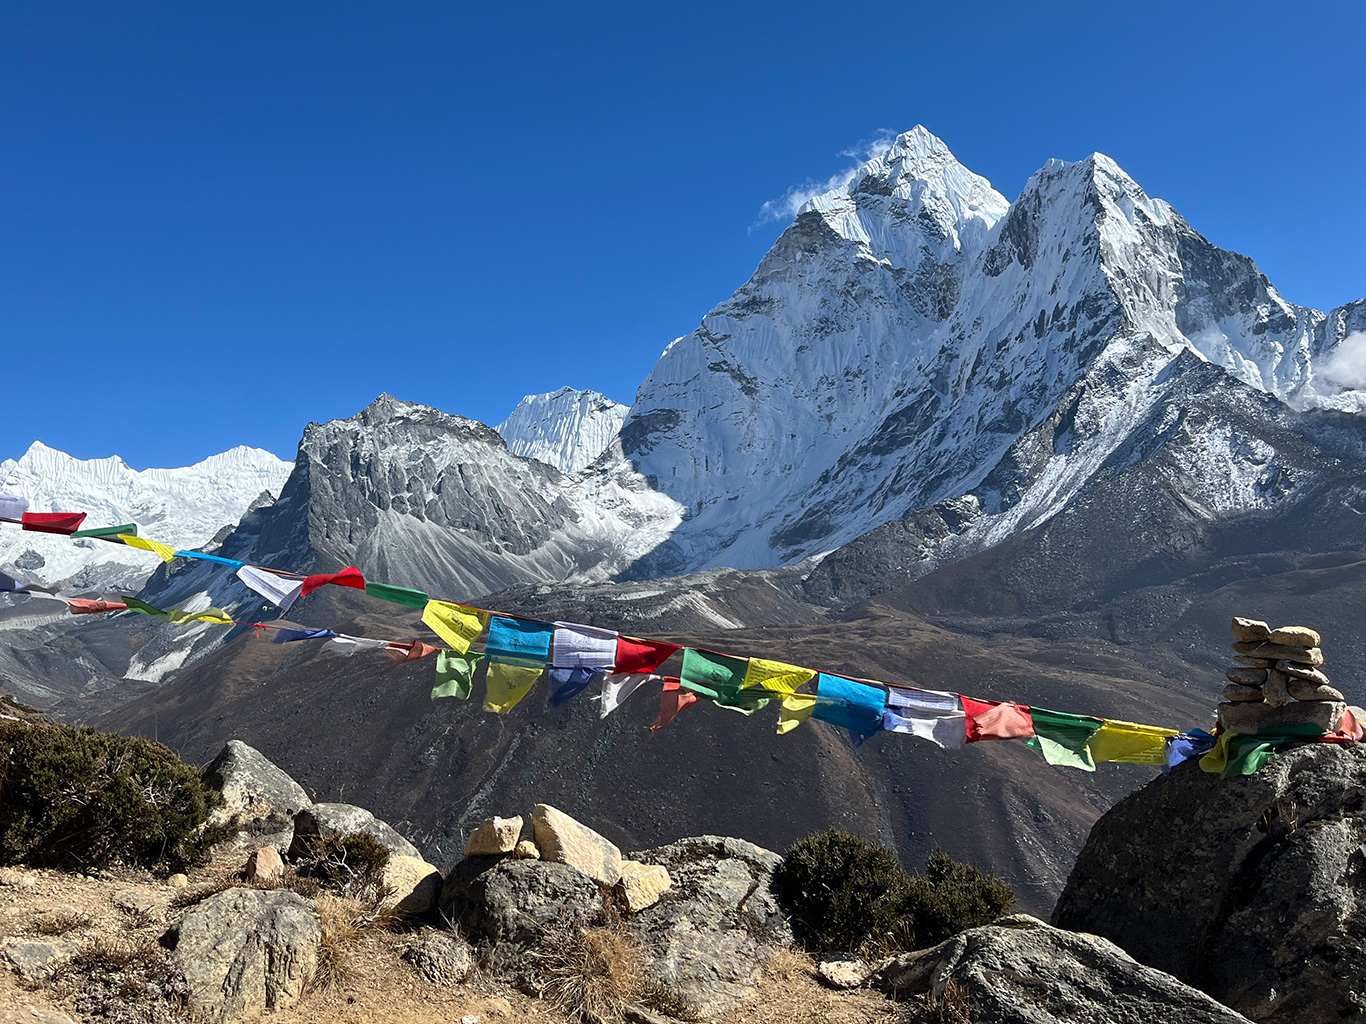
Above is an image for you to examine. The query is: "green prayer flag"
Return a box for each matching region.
[366,581,429,609]
[680,648,768,714]
[71,523,138,539]
[1025,706,1105,771]
[432,650,482,700]
[122,597,167,616]
[1201,723,1328,777]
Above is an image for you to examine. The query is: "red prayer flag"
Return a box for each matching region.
[21,512,87,535]
[299,566,366,598]
[649,678,699,732]
[617,636,680,674]
[67,599,128,615]
[961,696,1035,742]
[385,641,439,663]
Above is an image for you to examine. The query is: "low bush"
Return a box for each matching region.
[0,720,235,872]
[897,850,1015,950]
[776,828,911,954]
[291,831,391,901]
[776,830,1015,955]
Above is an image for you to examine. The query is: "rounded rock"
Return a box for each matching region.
[1226,666,1268,686]
[1222,683,1264,703]
[1268,625,1320,648]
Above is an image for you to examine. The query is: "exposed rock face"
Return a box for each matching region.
[616,860,671,912]
[873,915,1251,1023]
[629,836,792,1018]
[204,740,311,835]
[532,803,623,885]
[401,929,473,985]
[441,858,604,949]
[170,888,320,1021]
[288,802,420,860]
[1053,743,1366,1023]
[1,938,74,985]
[243,846,284,884]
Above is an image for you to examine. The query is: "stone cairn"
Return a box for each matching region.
[1219,618,1347,734]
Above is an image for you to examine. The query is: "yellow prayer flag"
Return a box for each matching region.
[166,607,234,625]
[120,535,177,562]
[484,661,542,713]
[422,600,489,654]
[777,693,817,735]
[1087,719,1179,765]
[744,657,816,695]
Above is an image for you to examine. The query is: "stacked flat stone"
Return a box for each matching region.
[1218,618,1347,733]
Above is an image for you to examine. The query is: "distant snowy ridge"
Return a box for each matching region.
[0,442,293,590]
[496,387,629,474]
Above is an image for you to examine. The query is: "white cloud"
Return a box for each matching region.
[753,129,898,228]
[1320,332,1366,390]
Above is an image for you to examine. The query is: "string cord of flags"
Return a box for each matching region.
[1,498,1359,778]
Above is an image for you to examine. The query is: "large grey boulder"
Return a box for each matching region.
[628,836,792,1018]
[1053,743,1366,1024]
[441,857,604,948]
[169,888,319,1021]
[287,802,421,860]
[873,915,1251,1023]
[204,740,311,837]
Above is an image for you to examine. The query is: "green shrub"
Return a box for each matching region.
[897,849,1015,950]
[292,831,391,900]
[0,720,234,871]
[776,828,911,953]
[776,830,1016,955]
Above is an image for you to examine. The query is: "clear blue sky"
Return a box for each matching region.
[3,1,1362,469]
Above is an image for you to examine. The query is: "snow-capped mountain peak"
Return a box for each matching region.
[496,387,629,474]
[0,441,293,590]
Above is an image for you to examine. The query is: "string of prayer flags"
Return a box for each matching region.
[321,635,390,657]
[21,511,87,535]
[0,591,70,624]
[66,599,128,615]
[71,523,137,540]
[483,617,554,713]
[1087,720,1179,766]
[593,673,656,718]
[385,640,439,662]
[484,663,543,713]
[175,551,245,569]
[421,601,489,654]
[237,565,305,612]
[615,636,679,674]
[744,657,815,696]
[883,686,966,749]
[432,650,482,700]
[680,648,771,714]
[299,566,365,598]
[1025,707,1105,771]
[1199,724,1328,778]
[961,696,1035,742]
[166,606,234,625]
[1164,729,1216,775]
[549,622,618,707]
[650,678,701,732]
[811,674,885,741]
[365,581,429,609]
[271,627,338,644]
[123,597,168,616]
[0,494,29,520]
[120,535,177,562]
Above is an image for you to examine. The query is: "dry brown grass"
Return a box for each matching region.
[312,896,364,993]
[530,925,645,1023]
[29,909,92,935]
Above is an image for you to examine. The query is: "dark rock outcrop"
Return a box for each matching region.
[873,914,1252,1023]
[1053,743,1366,1023]
[441,857,604,948]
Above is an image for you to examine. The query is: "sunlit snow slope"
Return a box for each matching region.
[496,388,629,474]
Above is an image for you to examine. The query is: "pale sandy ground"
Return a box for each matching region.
[0,855,913,1024]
